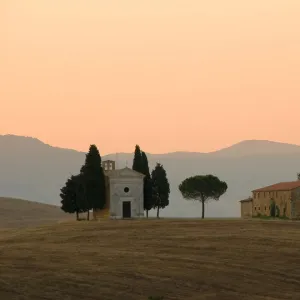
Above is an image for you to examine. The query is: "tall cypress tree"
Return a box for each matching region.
[141,151,153,217]
[73,174,90,215]
[60,174,85,220]
[132,145,143,173]
[80,144,106,220]
[151,163,170,218]
[141,152,150,177]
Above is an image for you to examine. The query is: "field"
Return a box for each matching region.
[0,197,73,228]
[1,219,300,300]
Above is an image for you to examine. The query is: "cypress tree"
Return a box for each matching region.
[151,163,170,218]
[132,145,143,173]
[73,174,90,215]
[60,174,85,220]
[80,144,106,220]
[141,151,153,217]
[270,199,276,217]
[141,151,150,177]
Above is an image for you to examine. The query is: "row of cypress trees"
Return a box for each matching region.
[60,145,106,220]
[132,145,170,218]
[60,144,170,220]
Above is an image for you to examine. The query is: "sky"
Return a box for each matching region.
[1,0,300,155]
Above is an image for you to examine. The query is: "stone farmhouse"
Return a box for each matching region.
[240,181,300,219]
[93,160,145,220]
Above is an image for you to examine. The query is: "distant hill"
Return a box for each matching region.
[0,197,73,228]
[210,140,300,157]
[1,134,300,218]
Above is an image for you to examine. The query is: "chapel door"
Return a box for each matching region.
[122,201,131,218]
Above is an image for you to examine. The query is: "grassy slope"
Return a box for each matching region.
[0,197,73,228]
[1,219,300,300]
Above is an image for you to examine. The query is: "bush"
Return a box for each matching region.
[283,205,287,217]
[270,200,276,217]
[275,205,280,217]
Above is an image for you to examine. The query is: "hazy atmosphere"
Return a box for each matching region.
[1,134,300,218]
[2,2,300,299]
[1,0,300,154]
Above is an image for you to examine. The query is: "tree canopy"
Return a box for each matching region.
[80,144,106,214]
[132,145,143,173]
[179,175,227,219]
[141,151,153,217]
[60,174,85,220]
[141,151,150,177]
[151,163,170,218]
[60,145,106,220]
[132,147,154,217]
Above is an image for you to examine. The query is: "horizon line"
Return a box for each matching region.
[1,133,300,156]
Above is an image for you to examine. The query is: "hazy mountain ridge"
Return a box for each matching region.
[210,140,300,157]
[1,134,300,218]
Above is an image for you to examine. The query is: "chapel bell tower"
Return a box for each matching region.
[102,160,116,171]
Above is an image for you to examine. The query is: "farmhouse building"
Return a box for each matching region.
[93,160,145,220]
[240,181,300,219]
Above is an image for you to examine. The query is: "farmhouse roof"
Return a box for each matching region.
[252,181,300,192]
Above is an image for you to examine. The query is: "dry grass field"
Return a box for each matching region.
[0,197,73,228]
[1,219,300,300]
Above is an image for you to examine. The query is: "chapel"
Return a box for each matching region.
[93,160,145,219]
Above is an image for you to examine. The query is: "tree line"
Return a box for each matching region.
[60,145,106,220]
[60,144,171,220]
[132,147,228,219]
[60,144,228,220]
[132,145,170,218]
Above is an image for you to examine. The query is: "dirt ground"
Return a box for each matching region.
[1,218,300,300]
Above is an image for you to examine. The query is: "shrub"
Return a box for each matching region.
[283,204,287,217]
[275,205,280,217]
[270,199,276,217]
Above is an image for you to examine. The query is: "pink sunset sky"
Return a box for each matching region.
[1,0,300,155]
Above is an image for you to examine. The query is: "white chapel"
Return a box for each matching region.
[93,160,145,219]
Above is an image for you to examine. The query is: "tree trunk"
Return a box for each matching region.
[146,210,148,218]
[87,210,90,221]
[201,200,205,219]
[76,211,79,221]
[156,195,161,218]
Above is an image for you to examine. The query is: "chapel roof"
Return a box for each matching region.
[104,167,145,178]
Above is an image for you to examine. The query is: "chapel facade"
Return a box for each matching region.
[93,160,145,219]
